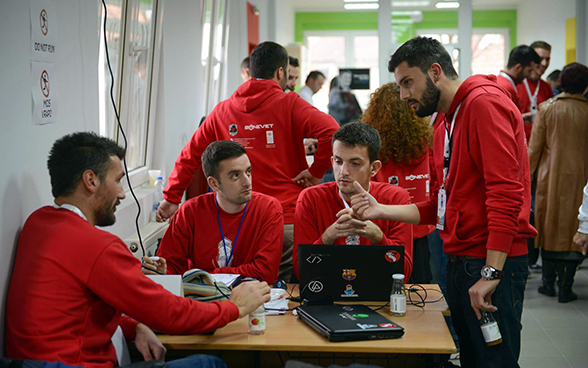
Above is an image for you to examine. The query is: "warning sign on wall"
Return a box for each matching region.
[32,61,57,125]
[30,0,57,63]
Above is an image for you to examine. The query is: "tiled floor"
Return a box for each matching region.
[518,261,588,368]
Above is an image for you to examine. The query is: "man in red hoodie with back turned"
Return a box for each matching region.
[350,37,536,368]
[156,42,339,282]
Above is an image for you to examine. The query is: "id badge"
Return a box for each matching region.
[436,188,447,230]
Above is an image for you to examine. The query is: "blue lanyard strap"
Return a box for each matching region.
[215,194,248,268]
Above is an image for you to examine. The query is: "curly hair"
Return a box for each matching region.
[362,82,432,164]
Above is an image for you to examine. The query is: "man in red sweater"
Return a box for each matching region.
[351,37,536,368]
[293,123,413,279]
[143,141,283,284]
[497,45,540,105]
[6,132,270,368]
[156,41,339,282]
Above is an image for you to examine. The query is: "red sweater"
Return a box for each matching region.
[157,192,283,284]
[496,73,519,106]
[163,79,339,223]
[516,78,553,142]
[416,75,537,257]
[373,151,435,239]
[6,207,239,368]
[293,181,413,279]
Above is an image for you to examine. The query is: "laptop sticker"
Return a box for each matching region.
[341,284,359,298]
[306,255,323,264]
[380,323,398,328]
[308,280,324,293]
[385,250,401,263]
[357,324,378,329]
[352,314,369,318]
[342,269,357,281]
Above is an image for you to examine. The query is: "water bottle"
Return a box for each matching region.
[151,176,164,222]
[390,273,406,317]
[480,310,502,346]
[248,305,266,335]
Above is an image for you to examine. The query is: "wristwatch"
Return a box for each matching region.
[481,265,503,280]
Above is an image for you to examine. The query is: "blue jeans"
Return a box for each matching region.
[446,255,528,368]
[166,355,226,368]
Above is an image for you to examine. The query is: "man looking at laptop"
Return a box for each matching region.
[143,141,283,284]
[293,122,413,279]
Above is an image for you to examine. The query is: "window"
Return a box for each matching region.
[99,0,161,187]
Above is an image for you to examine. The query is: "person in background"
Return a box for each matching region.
[286,56,300,92]
[293,122,413,279]
[298,70,326,106]
[573,181,588,257]
[143,141,283,284]
[362,82,434,284]
[528,62,588,303]
[240,56,251,82]
[156,41,339,282]
[328,72,362,125]
[546,69,562,96]
[5,132,270,368]
[496,45,540,105]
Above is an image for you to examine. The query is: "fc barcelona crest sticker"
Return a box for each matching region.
[388,175,399,185]
[342,269,356,281]
[229,124,238,136]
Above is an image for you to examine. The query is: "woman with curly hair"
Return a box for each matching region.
[363,82,435,284]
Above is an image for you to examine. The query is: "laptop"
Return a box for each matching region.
[296,304,404,342]
[298,244,404,302]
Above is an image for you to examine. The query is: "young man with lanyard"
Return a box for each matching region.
[156,41,339,282]
[516,41,554,143]
[350,37,536,368]
[144,141,283,284]
[6,133,270,368]
[293,122,413,280]
[497,45,540,105]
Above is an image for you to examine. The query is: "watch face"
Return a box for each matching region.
[482,266,494,279]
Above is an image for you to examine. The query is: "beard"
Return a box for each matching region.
[414,76,441,117]
[95,199,120,227]
[285,84,294,92]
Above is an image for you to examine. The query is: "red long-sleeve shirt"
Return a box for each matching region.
[293,181,413,279]
[416,75,537,257]
[157,192,283,284]
[163,79,339,223]
[6,207,239,368]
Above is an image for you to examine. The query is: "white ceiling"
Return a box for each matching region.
[292,0,524,12]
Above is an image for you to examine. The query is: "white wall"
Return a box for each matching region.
[517,0,576,77]
[0,0,100,356]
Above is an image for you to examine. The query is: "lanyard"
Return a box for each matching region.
[499,71,517,91]
[215,195,248,268]
[442,103,462,188]
[339,183,370,208]
[430,112,439,127]
[523,78,540,111]
[53,203,88,221]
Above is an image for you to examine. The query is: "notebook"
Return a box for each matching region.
[296,304,404,342]
[298,244,405,302]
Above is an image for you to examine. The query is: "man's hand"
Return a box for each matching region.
[230,280,271,318]
[304,138,318,155]
[573,231,588,256]
[141,256,167,275]
[521,112,533,125]
[134,323,166,361]
[349,181,385,220]
[469,278,500,320]
[292,169,321,188]
[156,200,178,222]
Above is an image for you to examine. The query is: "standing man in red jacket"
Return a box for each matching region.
[156,41,339,282]
[351,37,536,368]
[497,45,540,106]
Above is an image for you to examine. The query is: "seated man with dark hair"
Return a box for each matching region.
[293,122,413,279]
[6,132,270,368]
[144,141,283,284]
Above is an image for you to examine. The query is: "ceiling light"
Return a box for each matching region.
[343,0,377,2]
[393,1,430,6]
[344,3,380,10]
[435,1,459,8]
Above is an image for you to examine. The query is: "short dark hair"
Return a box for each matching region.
[289,56,299,68]
[202,141,247,180]
[250,41,288,79]
[547,69,561,82]
[560,63,588,94]
[47,132,125,198]
[305,70,325,84]
[389,37,459,79]
[332,122,381,163]
[506,45,541,69]
[530,41,551,52]
[241,56,250,70]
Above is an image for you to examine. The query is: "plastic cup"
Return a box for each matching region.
[148,170,162,187]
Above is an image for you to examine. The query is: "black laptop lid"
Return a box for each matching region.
[298,244,405,302]
[296,304,404,342]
